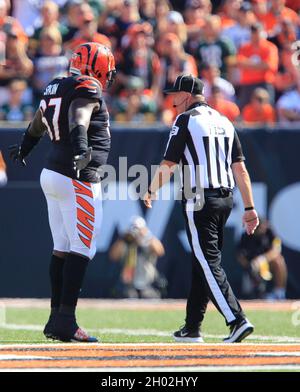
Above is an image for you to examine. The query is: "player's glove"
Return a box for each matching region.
[8,128,41,167]
[8,144,26,167]
[73,147,92,179]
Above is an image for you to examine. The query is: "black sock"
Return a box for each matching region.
[49,254,66,309]
[59,253,88,315]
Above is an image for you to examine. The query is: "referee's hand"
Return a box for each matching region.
[143,191,157,209]
[243,209,259,235]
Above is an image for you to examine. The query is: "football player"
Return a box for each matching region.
[9,42,116,342]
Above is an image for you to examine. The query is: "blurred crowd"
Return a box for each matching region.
[0,0,300,126]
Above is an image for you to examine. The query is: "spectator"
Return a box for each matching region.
[154,0,172,39]
[0,151,7,188]
[103,0,141,49]
[242,87,276,127]
[194,15,236,79]
[0,29,33,106]
[30,1,69,56]
[251,0,268,30]
[221,1,256,50]
[32,27,68,106]
[0,0,28,45]
[12,0,68,36]
[157,32,197,125]
[217,0,242,30]
[12,0,42,36]
[139,0,156,28]
[109,216,166,299]
[157,32,197,92]
[183,0,212,55]
[64,10,111,54]
[277,77,300,123]
[237,219,287,300]
[237,22,278,108]
[200,62,235,102]
[270,19,298,98]
[274,48,297,99]
[0,79,33,121]
[208,84,240,122]
[256,0,299,38]
[113,76,157,122]
[165,11,187,45]
[117,22,160,99]
[63,1,98,43]
[268,19,297,52]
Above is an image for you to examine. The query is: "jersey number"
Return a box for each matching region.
[40,98,62,141]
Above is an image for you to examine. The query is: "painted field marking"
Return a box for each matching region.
[0,355,50,360]
[256,351,300,356]
[1,342,300,349]
[0,343,299,372]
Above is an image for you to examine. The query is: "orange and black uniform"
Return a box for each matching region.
[41,75,111,183]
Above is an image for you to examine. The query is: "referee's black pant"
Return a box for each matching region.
[182,190,245,328]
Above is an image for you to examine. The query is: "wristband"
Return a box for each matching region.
[20,129,41,158]
[70,124,88,156]
[245,206,254,211]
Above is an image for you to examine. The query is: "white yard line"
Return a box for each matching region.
[256,352,300,356]
[1,323,300,343]
[0,355,50,360]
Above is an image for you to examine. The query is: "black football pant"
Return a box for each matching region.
[182,191,245,328]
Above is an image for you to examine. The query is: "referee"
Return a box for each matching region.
[143,75,259,343]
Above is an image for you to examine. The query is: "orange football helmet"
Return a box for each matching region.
[70,42,116,89]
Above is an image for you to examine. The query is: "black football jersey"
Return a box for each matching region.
[40,75,111,182]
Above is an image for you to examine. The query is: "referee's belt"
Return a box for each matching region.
[204,187,233,197]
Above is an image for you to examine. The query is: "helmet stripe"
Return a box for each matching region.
[82,43,92,75]
[91,47,99,76]
[106,48,112,72]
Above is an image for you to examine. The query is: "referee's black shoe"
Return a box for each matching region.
[223,318,254,343]
[173,325,204,343]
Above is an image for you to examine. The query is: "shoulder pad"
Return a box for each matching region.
[74,75,102,93]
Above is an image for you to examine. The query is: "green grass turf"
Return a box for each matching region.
[0,307,298,344]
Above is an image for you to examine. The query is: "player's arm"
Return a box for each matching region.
[68,97,100,178]
[9,108,47,166]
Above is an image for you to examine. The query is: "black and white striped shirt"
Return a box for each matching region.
[164,102,245,190]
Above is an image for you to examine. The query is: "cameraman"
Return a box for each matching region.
[109,216,166,299]
[237,218,287,300]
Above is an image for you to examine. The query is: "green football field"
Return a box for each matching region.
[0,301,299,344]
[1,300,300,371]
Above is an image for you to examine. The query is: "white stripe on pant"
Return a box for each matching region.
[185,200,236,324]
